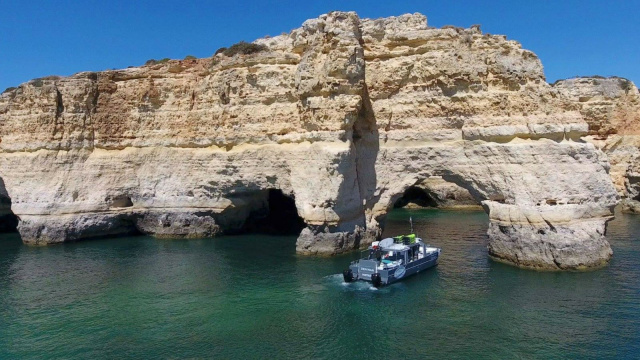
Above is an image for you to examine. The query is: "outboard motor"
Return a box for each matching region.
[343,268,354,283]
[371,273,382,287]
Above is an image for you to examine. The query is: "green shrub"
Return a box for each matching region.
[31,79,44,87]
[214,47,227,56]
[572,75,607,80]
[184,55,197,60]
[621,79,633,93]
[222,41,267,56]
[145,58,170,65]
[2,87,16,94]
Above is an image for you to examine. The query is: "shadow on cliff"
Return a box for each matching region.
[329,85,380,246]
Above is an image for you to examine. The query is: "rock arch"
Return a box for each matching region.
[393,186,439,209]
[354,140,616,271]
[392,177,480,210]
[365,172,486,231]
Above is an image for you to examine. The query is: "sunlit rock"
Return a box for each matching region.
[555,77,640,212]
[0,12,619,270]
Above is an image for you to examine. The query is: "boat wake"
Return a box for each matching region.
[325,274,383,292]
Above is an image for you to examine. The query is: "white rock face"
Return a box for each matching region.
[554,77,640,212]
[0,12,619,270]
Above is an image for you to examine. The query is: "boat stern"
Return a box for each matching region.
[355,259,378,281]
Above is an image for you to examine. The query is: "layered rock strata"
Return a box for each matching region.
[0,12,619,270]
[554,77,640,212]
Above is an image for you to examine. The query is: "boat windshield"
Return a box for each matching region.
[382,251,403,262]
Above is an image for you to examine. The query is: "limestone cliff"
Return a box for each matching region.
[0,12,618,270]
[554,77,640,211]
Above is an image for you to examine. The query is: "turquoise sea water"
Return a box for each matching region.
[0,208,638,359]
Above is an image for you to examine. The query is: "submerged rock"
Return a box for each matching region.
[0,12,620,270]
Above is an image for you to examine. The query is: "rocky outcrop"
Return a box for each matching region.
[0,12,619,270]
[554,77,640,212]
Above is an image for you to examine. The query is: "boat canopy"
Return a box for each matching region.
[378,238,394,248]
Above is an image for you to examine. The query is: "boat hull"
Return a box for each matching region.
[348,251,439,287]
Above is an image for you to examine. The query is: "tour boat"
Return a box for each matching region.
[342,229,440,287]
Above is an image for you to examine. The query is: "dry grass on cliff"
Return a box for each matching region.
[144,58,171,66]
[219,41,268,57]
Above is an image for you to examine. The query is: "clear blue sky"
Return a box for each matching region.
[1,0,638,91]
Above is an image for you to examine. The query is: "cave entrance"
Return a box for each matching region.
[0,179,18,233]
[240,189,306,236]
[382,177,489,266]
[392,177,482,210]
[394,186,438,208]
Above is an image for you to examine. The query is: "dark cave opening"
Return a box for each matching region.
[0,196,18,233]
[0,178,18,233]
[241,189,306,236]
[393,186,439,209]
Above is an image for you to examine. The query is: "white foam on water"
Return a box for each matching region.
[326,274,352,288]
[326,273,386,292]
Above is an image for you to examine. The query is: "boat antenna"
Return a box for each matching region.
[410,216,414,234]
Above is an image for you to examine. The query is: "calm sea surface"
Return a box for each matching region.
[0,208,638,359]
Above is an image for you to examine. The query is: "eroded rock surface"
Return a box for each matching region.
[0,12,619,270]
[554,77,640,212]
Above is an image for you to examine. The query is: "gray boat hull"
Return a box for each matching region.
[347,250,439,287]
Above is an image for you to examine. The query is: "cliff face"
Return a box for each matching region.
[0,12,618,270]
[554,77,640,211]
